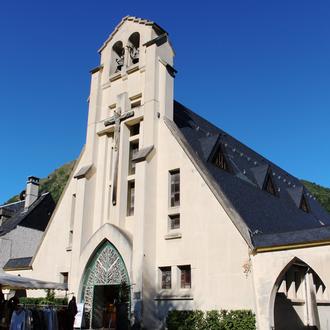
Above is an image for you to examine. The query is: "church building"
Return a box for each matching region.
[7,16,330,329]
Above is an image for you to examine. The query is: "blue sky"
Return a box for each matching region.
[0,0,329,203]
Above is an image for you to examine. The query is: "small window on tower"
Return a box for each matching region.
[212,146,230,172]
[127,181,135,216]
[128,141,139,175]
[129,123,140,136]
[169,169,180,207]
[263,173,276,196]
[169,214,180,230]
[300,194,309,213]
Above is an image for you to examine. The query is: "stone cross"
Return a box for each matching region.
[104,92,134,205]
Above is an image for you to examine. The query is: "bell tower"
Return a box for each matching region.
[73,16,176,327]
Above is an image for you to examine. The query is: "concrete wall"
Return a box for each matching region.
[143,119,256,328]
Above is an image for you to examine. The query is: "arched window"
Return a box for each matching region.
[127,32,140,66]
[111,41,124,74]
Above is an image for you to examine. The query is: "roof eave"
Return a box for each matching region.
[254,239,330,254]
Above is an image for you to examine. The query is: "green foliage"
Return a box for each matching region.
[221,310,256,330]
[301,180,330,213]
[118,281,130,303]
[5,160,76,204]
[204,310,222,330]
[45,289,55,301]
[166,310,204,330]
[166,310,256,330]
[19,289,68,306]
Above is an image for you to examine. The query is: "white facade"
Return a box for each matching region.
[9,16,330,329]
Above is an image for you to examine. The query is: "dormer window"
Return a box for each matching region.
[299,194,309,213]
[263,173,276,196]
[212,146,230,172]
[127,32,140,66]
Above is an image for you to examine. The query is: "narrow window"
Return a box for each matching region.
[60,272,69,284]
[160,267,171,289]
[179,265,191,289]
[128,141,139,175]
[68,194,76,248]
[300,195,309,213]
[169,169,180,207]
[169,214,180,230]
[129,123,140,136]
[127,181,135,216]
[212,146,230,172]
[263,173,276,196]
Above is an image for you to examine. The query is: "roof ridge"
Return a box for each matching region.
[0,199,24,208]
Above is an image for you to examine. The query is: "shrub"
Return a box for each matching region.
[166,309,256,330]
[19,290,67,306]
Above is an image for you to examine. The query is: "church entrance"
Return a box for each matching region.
[80,240,130,329]
[92,285,119,328]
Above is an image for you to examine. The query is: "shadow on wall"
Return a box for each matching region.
[274,293,310,330]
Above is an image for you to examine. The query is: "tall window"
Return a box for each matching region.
[160,267,171,289]
[169,169,180,207]
[129,141,139,175]
[68,194,76,248]
[179,265,191,289]
[127,181,135,216]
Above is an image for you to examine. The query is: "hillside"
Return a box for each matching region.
[6,160,76,204]
[4,161,330,215]
[301,180,330,214]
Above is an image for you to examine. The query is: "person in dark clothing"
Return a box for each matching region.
[67,296,77,330]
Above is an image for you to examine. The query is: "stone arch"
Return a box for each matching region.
[78,224,132,328]
[127,32,140,66]
[269,257,328,329]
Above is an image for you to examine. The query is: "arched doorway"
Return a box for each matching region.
[271,258,329,330]
[80,240,130,329]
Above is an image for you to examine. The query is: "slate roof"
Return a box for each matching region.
[170,101,330,249]
[3,257,32,271]
[0,200,25,215]
[0,193,55,237]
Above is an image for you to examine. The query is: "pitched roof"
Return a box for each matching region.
[0,193,55,237]
[99,16,167,53]
[170,101,330,249]
[0,200,25,215]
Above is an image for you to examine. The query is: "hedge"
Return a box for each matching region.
[19,290,67,306]
[19,297,68,306]
[166,309,256,330]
